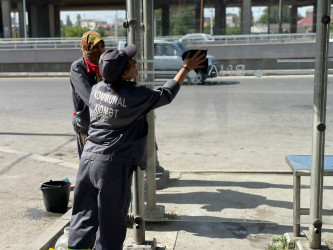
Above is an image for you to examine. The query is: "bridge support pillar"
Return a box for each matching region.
[28,4,38,37]
[28,3,60,38]
[1,0,12,38]
[17,1,25,38]
[214,0,226,35]
[0,4,3,38]
[161,5,169,36]
[194,0,201,33]
[54,5,61,37]
[290,5,298,33]
[241,0,251,34]
[312,2,317,33]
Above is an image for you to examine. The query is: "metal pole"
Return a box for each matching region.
[23,0,27,39]
[126,0,145,245]
[309,0,331,248]
[200,0,204,33]
[278,0,283,33]
[210,8,213,35]
[143,0,157,212]
[115,11,118,42]
[268,6,270,34]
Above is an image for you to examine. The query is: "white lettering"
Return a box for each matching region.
[93,91,126,107]
[94,103,119,118]
[220,64,245,76]
[235,65,245,76]
[117,97,123,107]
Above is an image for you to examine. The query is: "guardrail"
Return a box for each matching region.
[0,33,332,50]
[0,37,122,50]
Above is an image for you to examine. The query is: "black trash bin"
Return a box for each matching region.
[40,180,71,213]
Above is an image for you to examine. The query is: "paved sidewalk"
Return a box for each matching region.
[124,172,333,250]
[23,167,333,249]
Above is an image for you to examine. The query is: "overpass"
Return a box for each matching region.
[1,0,318,38]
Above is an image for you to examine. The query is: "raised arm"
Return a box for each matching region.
[173,50,207,85]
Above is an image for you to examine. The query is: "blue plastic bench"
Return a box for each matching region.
[285,155,333,236]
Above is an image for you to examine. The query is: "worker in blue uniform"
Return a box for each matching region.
[70,31,105,158]
[68,44,207,250]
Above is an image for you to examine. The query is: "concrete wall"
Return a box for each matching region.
[0,42,332,72]
[0,48,82,72]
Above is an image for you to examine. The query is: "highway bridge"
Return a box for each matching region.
[1,0,318,38]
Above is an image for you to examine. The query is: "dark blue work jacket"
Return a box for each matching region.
[81,79,180,169]
[70,57,99,134]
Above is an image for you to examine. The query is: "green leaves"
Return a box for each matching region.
[267,235,295,250]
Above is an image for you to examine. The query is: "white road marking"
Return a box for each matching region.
[0,146,78,170]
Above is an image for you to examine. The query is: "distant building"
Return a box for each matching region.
[80,19,107,30]
[226,13,239,27]
[305,8,313,18]
[251,24,267,34]
[304,7,333,20]
[297,17,313,33]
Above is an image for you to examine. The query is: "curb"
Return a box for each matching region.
[32,170,293,249]
[27,208,72,250]
[0,70,316,78]
[0,72,69,77]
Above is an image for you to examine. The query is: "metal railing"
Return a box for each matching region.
[0,36,123,50]
[1,33,332,50]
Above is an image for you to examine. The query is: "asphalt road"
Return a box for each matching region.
[1,75,333,248]
[1,75,333,172]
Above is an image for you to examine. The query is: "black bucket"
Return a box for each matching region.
[40,180,71,213]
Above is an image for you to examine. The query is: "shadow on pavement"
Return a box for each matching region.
[157,189,293,211]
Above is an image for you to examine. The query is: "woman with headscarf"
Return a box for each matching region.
[70,31,105,158]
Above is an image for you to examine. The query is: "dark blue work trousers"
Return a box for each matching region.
[68,157,134,250]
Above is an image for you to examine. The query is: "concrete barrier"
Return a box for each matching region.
[1,42,333,72]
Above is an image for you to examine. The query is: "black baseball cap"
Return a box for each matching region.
[99,44,137,83]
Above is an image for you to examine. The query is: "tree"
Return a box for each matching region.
[96,26,106,37]
[169,9,195,36]
[66,15,73,26]
[61,26,89,37]
[154,9,162,36]
[259,6,290,24]
[226,26,241,35]
[76,14,81,27]
[155,8,195,36]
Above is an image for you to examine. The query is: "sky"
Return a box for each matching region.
[60,6,311,26]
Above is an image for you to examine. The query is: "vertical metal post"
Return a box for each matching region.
[200,0,204,33]
[278,0,283,33]
[23,0,27,39]
[309,0,331,248]
[143,0,157,212]
[126,0,145,245]
[115,11,118,42]
[132,167,145,244]
[210,8,213,35]
[267,6,270,34]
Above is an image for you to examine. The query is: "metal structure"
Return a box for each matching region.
[125,0,146,245]
[309,0,331,248]
[143,0,158,215]
[1,0,319,38]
